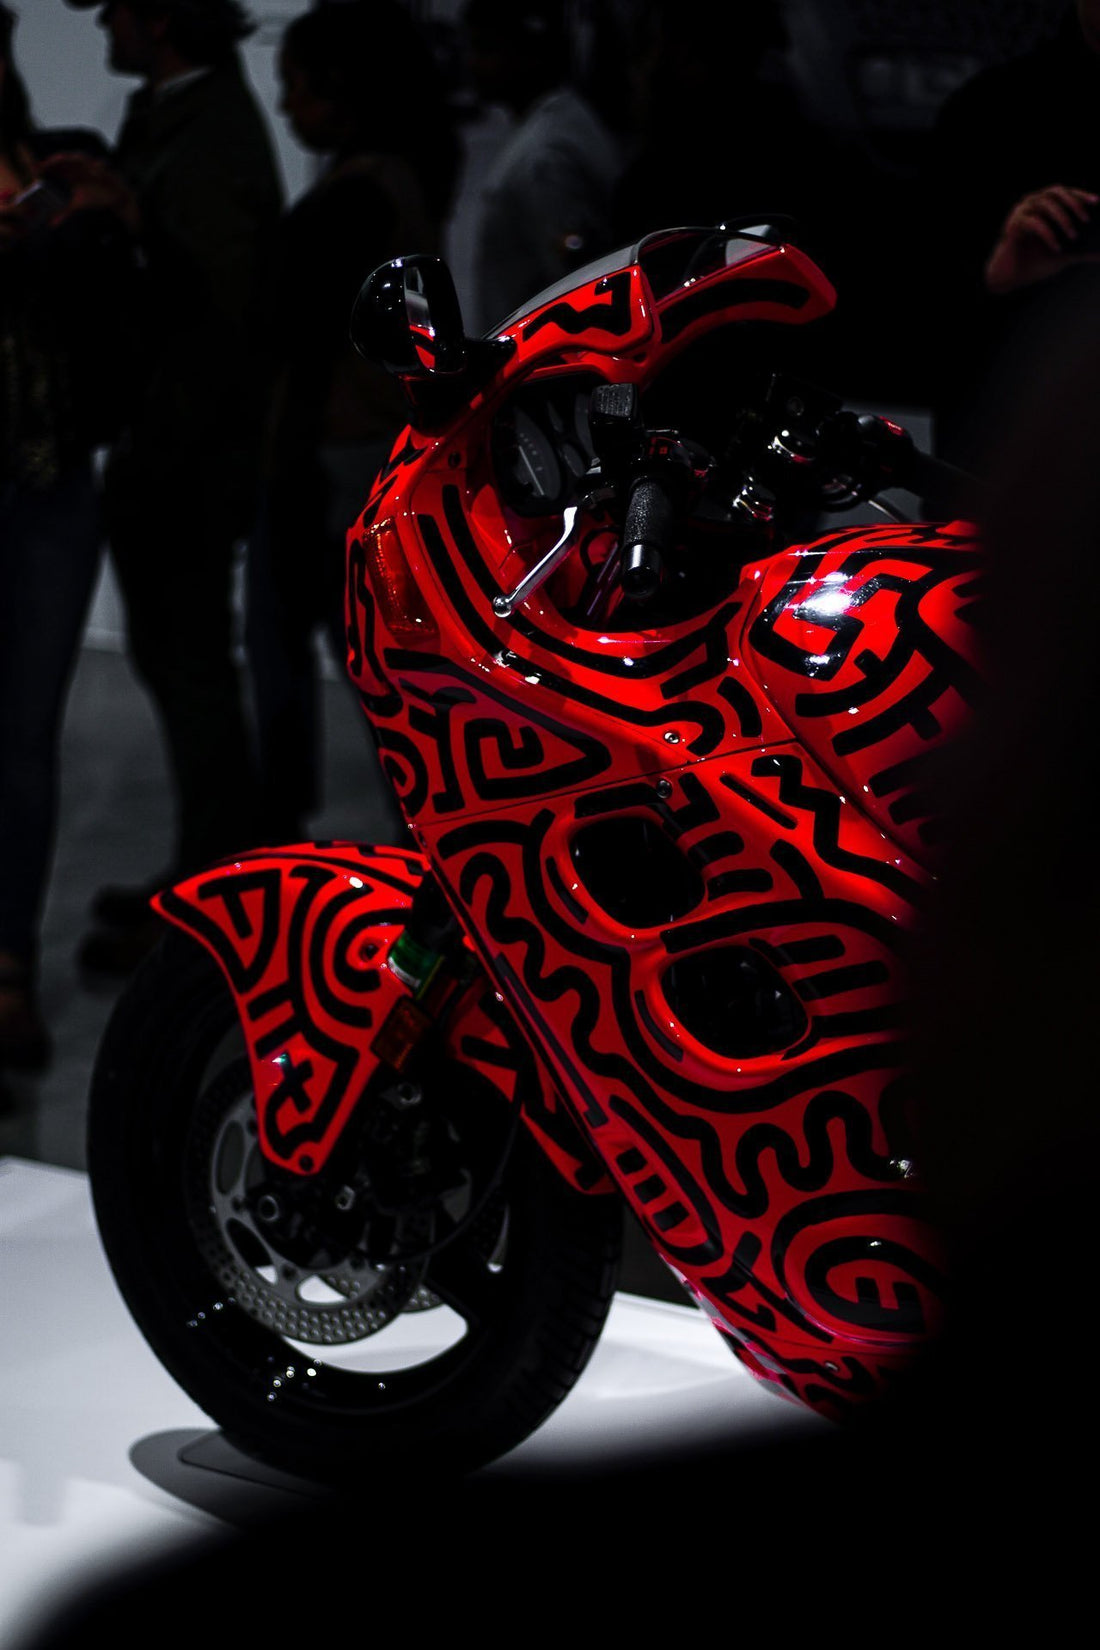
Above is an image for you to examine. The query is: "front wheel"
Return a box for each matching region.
[86,936,622,1481]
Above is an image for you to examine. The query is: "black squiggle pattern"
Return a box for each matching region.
[160,847,426,1173]
[347,310,979,1413]
[659,278,811,341]
[746,527,982,866]
[430,772,928,1357]
[521,271,633,340]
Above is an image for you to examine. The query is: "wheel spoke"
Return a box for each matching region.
[421,1236,503,1329]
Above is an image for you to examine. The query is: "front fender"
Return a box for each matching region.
[154,841,611,1193]
[155,843,428,1175]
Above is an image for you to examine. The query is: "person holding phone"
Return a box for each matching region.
[1,3,141,1073]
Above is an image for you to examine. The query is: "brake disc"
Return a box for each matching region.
[186,1065,435,1345]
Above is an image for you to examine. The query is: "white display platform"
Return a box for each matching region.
[0,1156,824,1645]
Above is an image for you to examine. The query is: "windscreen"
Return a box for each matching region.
[486,225,783,337]
[636,226,780,300]
[487,247,639,336]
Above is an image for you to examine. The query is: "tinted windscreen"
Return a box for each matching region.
[487,226,781,336]
[637,227,778,301]
[488,247,638,335]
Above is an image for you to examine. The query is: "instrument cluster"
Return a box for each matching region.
[489,374,596,517]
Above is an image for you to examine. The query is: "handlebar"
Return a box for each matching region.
[838,413,974,505]
[587,383,704,604]
[620,475,676,600]
[890,438,974,505]
[570,382,978,616]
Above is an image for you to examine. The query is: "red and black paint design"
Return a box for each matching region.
[158,230,982,1415]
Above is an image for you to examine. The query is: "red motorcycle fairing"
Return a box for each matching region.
[152,842,611,1193]
[419,738,937,1409]
[340,229,984,1413]
[744,518,983,868]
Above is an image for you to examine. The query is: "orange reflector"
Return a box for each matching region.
[364,519,439,645]
[375,995,432,1071]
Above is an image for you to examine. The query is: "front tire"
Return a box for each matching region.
[87,935,622,1481]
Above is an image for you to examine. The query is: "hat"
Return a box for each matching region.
[62,0,249,15]
[62,0,254,47]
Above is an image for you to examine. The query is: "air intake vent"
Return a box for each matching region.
[663,946,807,1057]
[570,817,704,927]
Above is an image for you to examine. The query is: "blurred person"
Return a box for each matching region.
[612,0,816,240]
[924,0,1100,486]
[59,0,284,975]
[1,2,142,1069]
[609,0,856,407]
[245,0,459,845]
[460,0,628,333]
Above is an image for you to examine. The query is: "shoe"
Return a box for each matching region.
[77,916,163,979]
[90,873,173,929]
[0,964,52,1073]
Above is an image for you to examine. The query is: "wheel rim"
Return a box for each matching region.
[166,1030,526,1404]
[189,1061,435,1345]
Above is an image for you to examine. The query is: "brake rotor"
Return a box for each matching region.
[185,1064,435,1345]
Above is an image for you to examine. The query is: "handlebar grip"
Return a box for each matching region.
[896,444,974,505]
[621,474,675,600]
[853,414,976,509]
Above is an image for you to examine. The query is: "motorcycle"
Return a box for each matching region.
[86,221,981,1483]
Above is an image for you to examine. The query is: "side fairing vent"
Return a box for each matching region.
[569,816,705,928]
[662,945,808,1058]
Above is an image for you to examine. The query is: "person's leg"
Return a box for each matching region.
[104,462,259,876]
[316,441,409,843]
[244,495,322,845]
[0,465,102,1064]
[78,460,260,973]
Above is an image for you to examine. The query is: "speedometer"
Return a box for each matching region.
[490,376,597,517]
[510,409,563,503]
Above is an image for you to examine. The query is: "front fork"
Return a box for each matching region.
[154,842,609,1194]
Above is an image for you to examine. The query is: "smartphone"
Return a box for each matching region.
[10,178,72,231]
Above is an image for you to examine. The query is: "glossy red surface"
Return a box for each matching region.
[161,231,983,1416]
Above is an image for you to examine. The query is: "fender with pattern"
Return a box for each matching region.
[154,841,609,1193]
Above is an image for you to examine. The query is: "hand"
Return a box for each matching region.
[984,184,1100,295]
[0,184,65,246]
[37,151,140,234]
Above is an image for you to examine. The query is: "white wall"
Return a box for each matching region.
[14,0,313,200]
[12,2,511,648]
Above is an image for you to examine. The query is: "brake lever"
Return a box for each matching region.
[492,505,580,618]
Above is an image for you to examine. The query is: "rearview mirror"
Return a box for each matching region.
[350,254,467,381]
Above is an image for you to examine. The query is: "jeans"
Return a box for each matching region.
[103,447,259,875]
[245,441,390,843]
[0,463,102,967]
